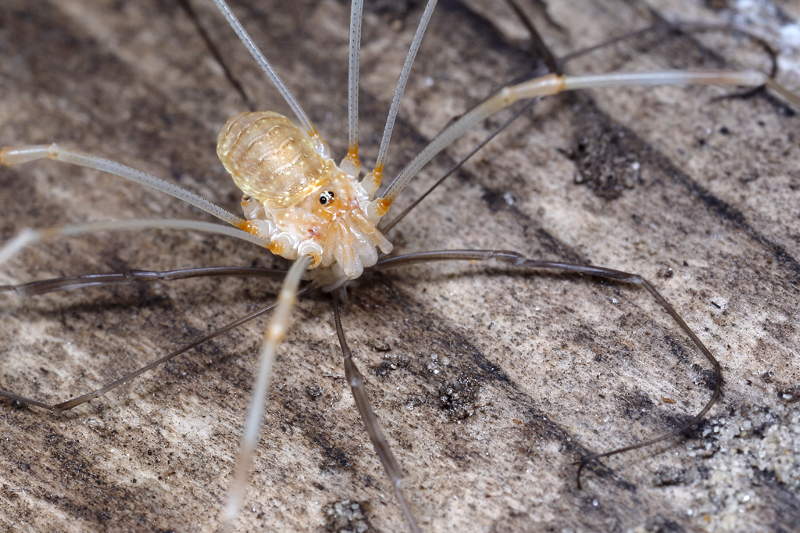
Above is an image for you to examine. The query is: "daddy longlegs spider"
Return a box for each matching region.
[3,0,800,523]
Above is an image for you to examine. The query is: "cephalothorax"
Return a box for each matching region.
[217,111,392,284]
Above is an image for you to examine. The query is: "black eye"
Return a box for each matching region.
[319,191,335,205]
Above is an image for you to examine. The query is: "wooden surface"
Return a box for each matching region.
[0,1,798,531]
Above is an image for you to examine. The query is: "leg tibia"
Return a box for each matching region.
[1,143,242,225]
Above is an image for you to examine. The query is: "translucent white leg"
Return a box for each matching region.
[367,0,438,196]
[380,69,773,204]
[0,143,243,226]
[210,0,315,136]
[0,218,269,268]
[222,255,312,525]
[345,0,365,172]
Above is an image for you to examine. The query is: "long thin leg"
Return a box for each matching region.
[223,255,311,525]
[379,68,775,204]
[372,250,722,488]
[366,0,439,195]
[0,218,269,268]
[0,144,243,226]
[177,0,254,110]
[380,99,537,233]
[344,0,365,173]
[0,288,312,411]
[559,21,781,102]
[332,295,421,533]
[0,266,286,297]
[504,0,560,74]
[382,16,786,233]
[766,78,800,108]
[558,25,659,69]
[210,0,316,136]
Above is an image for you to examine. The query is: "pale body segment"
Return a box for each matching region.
[214,70,778,292]
[217,111,392,286]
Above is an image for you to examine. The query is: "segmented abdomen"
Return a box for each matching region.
[217,111,333,208]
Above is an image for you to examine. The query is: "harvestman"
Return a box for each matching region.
[0,1,797,530]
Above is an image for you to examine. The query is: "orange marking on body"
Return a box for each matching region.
[266,324,287,342]
[371,163,384,187]
[346,143,361,167]
[555,74,567,93]
[376,197,392,217]
[268,240,284,255]
[545,73,567,94]
[236,220,258,235]
[41,227,61,240]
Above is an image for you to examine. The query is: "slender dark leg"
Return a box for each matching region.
[332,294,421,533]
[372,250,722,489]
[0,265,286,296]
[558,18,779,101]
[177,0,254,110]
[380,17,784,236]
[380,101,536,233]
[0,286,313,412]
[504,0,560,73]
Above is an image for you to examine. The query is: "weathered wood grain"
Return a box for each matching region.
[0,1,797,531]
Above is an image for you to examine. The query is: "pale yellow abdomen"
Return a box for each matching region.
[217,111,333,208]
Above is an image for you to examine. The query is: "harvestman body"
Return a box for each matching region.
[0,0,797,530]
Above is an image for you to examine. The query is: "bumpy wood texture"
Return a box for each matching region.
[0,1,798,531]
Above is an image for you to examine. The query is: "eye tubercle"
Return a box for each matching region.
[319,190,335,205]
